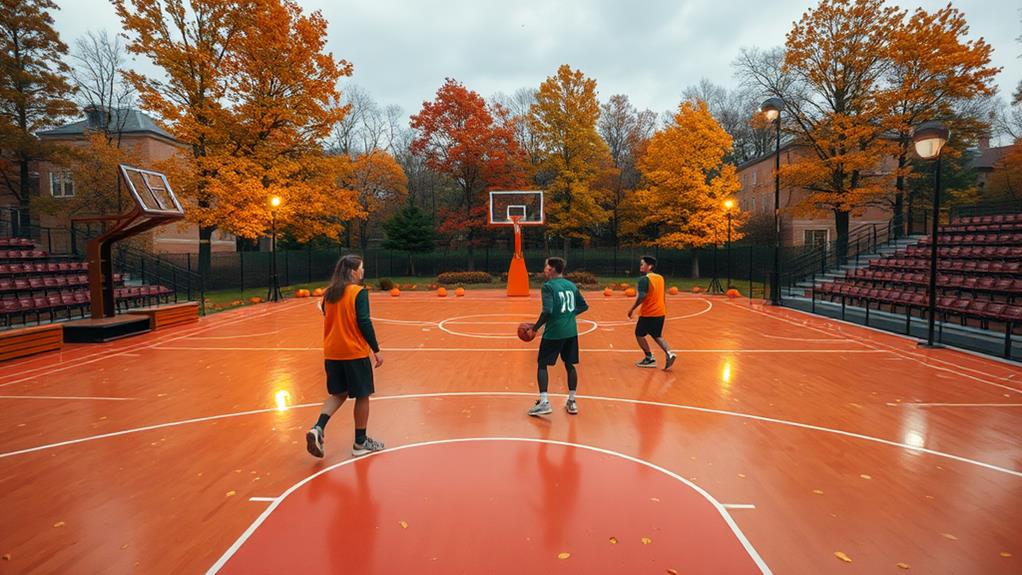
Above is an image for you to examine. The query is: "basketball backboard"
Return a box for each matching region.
[488,191,544,226]
[119,165,183,217]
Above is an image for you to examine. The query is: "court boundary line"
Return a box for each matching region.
[149,346,886,353]
[437,313,599,339]
[0,395,136,401]
[203,437,772,575]
[2,391,1018,478]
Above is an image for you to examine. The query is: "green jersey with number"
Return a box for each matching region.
[540,277,589,340]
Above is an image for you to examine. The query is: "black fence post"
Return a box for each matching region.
[240,250,245,292]
[284,250,290,286]
[307,245,312,284]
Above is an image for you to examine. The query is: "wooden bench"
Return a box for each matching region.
[0,324,63,362]
[126,302,200,330]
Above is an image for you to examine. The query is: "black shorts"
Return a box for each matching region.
[635,316,665,338]
[324,358,375,398]
[538,336,579,366]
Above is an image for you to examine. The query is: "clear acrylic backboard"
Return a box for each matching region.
[488,191,544,226]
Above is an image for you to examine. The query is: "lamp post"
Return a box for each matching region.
[913,121,949,348]
[760,97,784,305]
[267,195,283,302]
[724,199,735,290]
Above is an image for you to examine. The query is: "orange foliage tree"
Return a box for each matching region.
[880,4,999,236]
[635,100,743,250]
[410,78,526,268]
[0,0,77,226]
[341,151,408,252]
[529,65,614,253]
[777,0,906,260]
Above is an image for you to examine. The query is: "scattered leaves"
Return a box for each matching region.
[2,554,10,561]
[399,521,408,529]
[641,537,653,545]
[834,551,852,563]
[557,552,570,560]
[812,490,824,495]
[121,544,129,550]
[1000,552,1012,558]
[860,474,872,480]
[226,491,236,498]
[53,522,65,528]
[609,537,618,544]
[650,497,660,503]
[941,533,958,541]
[738,473,747,479]
[897,563,910,569]
[667,570,679,575]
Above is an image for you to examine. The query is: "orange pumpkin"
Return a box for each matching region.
[390,287,400,297]
[726,288,740,299]
[692,286,703,293]
[454,287,465,297]
[624,288,636,297]
[619,282,629,290]
[437,287,447,297]
[249,296,263,304]
[603,287,613,297]
[668,286,679,295]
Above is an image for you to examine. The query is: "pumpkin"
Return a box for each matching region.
[726,288,740,299]
[313,287,324,297]
[603,287,613,297]
[455,287,465,297]
[692,286,703,293]
[248,296,263,304]
[437,287,448,297]
[668,286,679,295]
[624,288,636,297]
[390,288,400,297]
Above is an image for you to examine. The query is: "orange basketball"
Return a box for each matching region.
[390,288,400,297]
[668,286,679,295]
[603,287,613,297]
[726,288,740,299]
[437,287,447,297]
[455,287,465,297]
[517,322,536,342]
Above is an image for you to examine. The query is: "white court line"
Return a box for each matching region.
[0,395,136,401]
[723,504,757,510]
[759,333,852,343]
[248,497,277,502]
[726,302,1022,394]
[886,402,1022,408]
[437,314,599,339]
[597,298,713,326]
[0,302,305,390]
[187,331,281,340]
[203,438,773,575]
[1,391,1018,479]
[150,346,888,354]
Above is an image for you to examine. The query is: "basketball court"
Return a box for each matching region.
[1,290,1020,573]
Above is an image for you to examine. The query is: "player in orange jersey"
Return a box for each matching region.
[627,256,676,370]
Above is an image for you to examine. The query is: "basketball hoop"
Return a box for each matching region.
[490,191,543,296]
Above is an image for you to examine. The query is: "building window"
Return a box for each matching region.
[751,197,756,212]
[751,171,758,186]
[804,229,829,247]
[50,171,75,198]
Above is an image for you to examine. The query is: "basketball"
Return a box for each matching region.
[517,322,536,342]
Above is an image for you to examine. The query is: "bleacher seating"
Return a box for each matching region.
[0,237,174,328]
[811,212,1022,335]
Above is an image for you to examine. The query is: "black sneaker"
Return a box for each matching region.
[565,399,578,415]
[306,426,324,458]
[664,352,677,371]
[635,356,657,368]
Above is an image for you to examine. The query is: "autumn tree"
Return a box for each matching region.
[383,201,435,275]
[635,100,743,253]
[738,0,904,262]
[529,65,614,254]
[0,0,77,228]
[880,4,999,237]
[68,30,135,144]
[598,94,655,248]
[411,78,527,268]
[682,80,772,164]
[984,142,1022,202]
[340,151,408,252]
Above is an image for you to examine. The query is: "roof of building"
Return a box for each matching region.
[735,137,799,171]
[37,106,177,142]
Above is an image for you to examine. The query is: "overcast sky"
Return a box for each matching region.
[50,0,1020,121]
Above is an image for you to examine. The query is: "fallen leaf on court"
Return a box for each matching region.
[225,491,236,498]
[834,551,852,563]
[642,537,653,545]
[2,554,10,560]
[557,552,570,560]
[399,521,408,529]
[860,474,872,480]
[234,469,242,473]
[812,490,824,495]
[53,522,65,528]
[99,416,107,420]
[121,544,129,550]
[1000,552,1012,557]
[650,497,660,502]
[667,570,679,575]
[897,563,910,569]
[924,495,933,500]
[941,533,958,541]
[738,473,747,478]
[609,537,617,544]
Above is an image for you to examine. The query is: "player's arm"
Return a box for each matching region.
[532,284,553,332]
[575,288,589,315]
[355,289,383,365]
[628,276,648,317]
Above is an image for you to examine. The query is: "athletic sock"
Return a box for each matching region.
[355,428,367,445]
[539,392,549,403]
[315,413,330,430]
[645,352,654,359]
[568,390,576,401]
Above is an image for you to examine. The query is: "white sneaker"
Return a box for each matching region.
[528,400,553,416]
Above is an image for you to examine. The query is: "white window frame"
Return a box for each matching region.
[803,229,829,247]
[50,171,75,198]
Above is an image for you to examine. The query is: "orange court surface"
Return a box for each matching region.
[0,290,1020,574]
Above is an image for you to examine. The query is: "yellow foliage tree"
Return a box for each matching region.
[635,100,744,249]
[340,151,408,251]
[529,65,614,251]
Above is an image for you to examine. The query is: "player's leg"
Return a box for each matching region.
[348,357,383,456]
[307,361,349,458]
[562,336,579,414]
[635,319,656,368]
[649,317,676,370]
[529,339,557,416]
